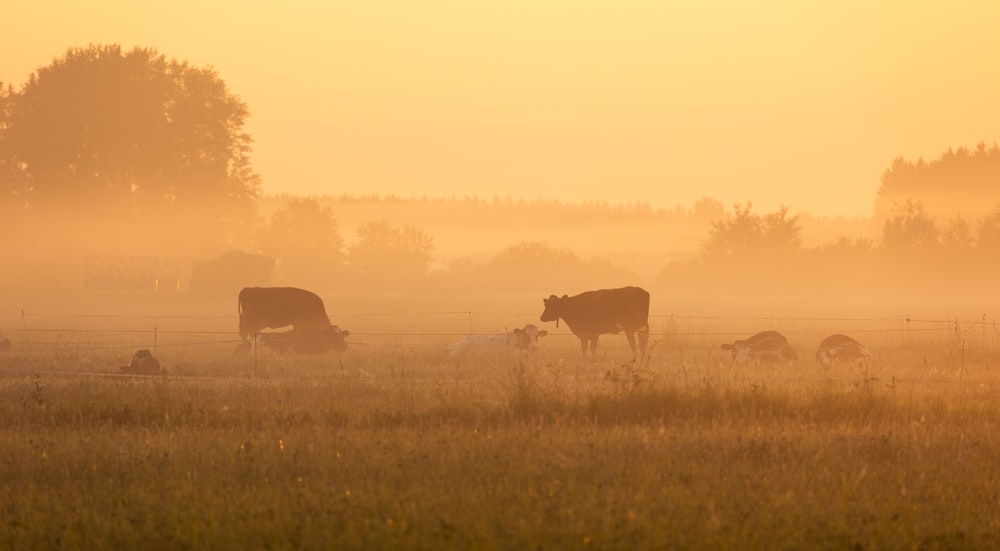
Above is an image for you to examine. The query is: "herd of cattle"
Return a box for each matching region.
[231,285,873,367]
[0,286,875,370]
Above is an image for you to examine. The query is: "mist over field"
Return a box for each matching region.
[2,181,998,328]
[4,36,1000,549]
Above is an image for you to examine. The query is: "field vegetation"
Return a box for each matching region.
[5,46,1000,548]
[3,309,1000,549]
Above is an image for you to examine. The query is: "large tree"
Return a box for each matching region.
[881,200,939,252]
[347,220,434,282]
[699,203,802,260]
[0,44,260,253]
[256,198,345,286]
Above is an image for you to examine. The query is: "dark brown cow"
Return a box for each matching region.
[238,287,333,341]
[721,331,798,364]
[540,286,650,356]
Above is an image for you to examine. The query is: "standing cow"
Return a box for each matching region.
[238,287,334,340]
[540,286,650,356]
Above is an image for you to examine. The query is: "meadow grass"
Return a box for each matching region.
[2,325,1000,550]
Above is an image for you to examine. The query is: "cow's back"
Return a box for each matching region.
[564,286,649,333]
[817,334,862,350]
[238,287,331,338]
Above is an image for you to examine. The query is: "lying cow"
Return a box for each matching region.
[815,334,872,368]
[721,330,798,364]
[120,349,164,375]
[258,326,351,354]
[448,324,548,356]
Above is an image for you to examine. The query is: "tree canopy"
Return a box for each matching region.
[347,220,435,280]
[699,203,802,260]
[0,44,260,254]
[874,143,1000,221]
[257,198,345,286]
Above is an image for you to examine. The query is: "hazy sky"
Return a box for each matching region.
[4,1,999,216]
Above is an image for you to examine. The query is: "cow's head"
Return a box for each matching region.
[511,324,549,351]
[540,295,568,328]
[328,325,350,352]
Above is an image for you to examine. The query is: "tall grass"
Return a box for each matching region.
[2,327,1000,549]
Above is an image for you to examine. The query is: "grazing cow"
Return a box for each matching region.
[721,330,798,364]
[259,326,351,354]
[448,324,549,356]
[238,287,333,341]
[815,334,872,368]
[121,349,163,375]
[540,286,650,356]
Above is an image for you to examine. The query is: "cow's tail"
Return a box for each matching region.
[237,291,245,339]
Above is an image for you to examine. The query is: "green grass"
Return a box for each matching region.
[2,329,1000,549]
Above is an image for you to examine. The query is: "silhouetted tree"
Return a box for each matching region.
[700,203,801,259]
[347,220,434,281]
[0,45,260,253]
[0,82,19,232]
[486,241,581,275]
[940,215,974,251]
[479,241,638,291]
[881,200,938,252]
[874,143,1000,220]
[691,197,726,222]
[977,206,1000,252]
[256,198,345,286]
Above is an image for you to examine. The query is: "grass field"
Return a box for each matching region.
[2,313,1000,549]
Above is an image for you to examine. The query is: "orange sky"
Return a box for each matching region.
[4,1,999,217]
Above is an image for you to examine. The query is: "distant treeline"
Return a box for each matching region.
[2,44,998,306]
[262,193,724,226]
[876,142,1000,221]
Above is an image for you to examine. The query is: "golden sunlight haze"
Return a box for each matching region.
[4,1,999,215]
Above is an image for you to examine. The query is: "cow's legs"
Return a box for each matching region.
[638,325,649,357]
[578,337,588,354]
[624,332,637,354]
[589,337,599,355]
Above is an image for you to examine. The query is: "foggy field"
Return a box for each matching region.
[3,305,1000,549]
[6,6,1000,548]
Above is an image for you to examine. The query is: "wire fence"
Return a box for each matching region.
[2,309,998,354]
[0,310,998,391]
